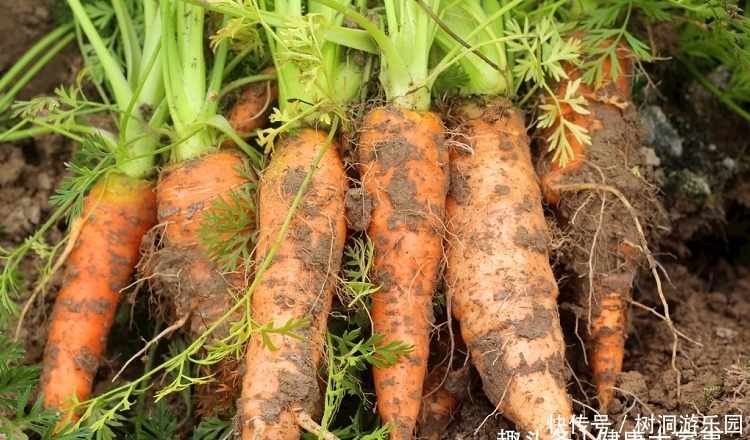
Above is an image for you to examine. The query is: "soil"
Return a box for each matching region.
[2,3,750,440]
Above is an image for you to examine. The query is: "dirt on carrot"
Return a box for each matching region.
[445,98,573,440]
[145,149,253,342]
[237,128,347,440]
[535,42,668,413]
[39,172,157,422]
[417,322,472,440]
[357,105,449,440]
[141,149,255,417]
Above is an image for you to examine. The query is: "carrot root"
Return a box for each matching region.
[537,37,662,413]
[446,99,572,440]
[40,173,157,422]
[238,128,347,440]
[358,106,449,440]
[584,271,634,412]
[418,365,466,440]
[144,149,255,417]
[149,149,253,343]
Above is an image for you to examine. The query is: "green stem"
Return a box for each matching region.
[0,32,75,112]
[138,13,166,126]
[161,0,193,131]
[0,22,74,97]
[219,73,277,99]
[67,0,133,112]
[680,57,750,124]
[430,0,527,96]
[178,1,206,118]
[0,121,96,143]
[112,0,142,88]
[203,19,229,122]
[311,0,408,101]
[116,35,164,178]
[223,45,255,79]
[161,0,220,162]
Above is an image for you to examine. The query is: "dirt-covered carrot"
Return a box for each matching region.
[434,3,577,438]
[238,129,347,439]
[536,33,652,413]
[141,0,261,418]
[358,107,447,439]
[446,101,572,437]
[229,1,366,437]
[308,2,450,438]
[418,365,462,440]
[150,149,253,342]
[221,66,278,149]
[38,0,165,423]
[40,174,156,422]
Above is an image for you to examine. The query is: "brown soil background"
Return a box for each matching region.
[2,2,750,439]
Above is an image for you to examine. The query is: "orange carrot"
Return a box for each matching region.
[145,149,255,417]
[445,99,573,440]
[150,149,253,342]
[221,67,278,149]
[145,0,264,419]
[358,106,448,440]
[537,37,650,413]
[237,128,347,440]
[40,173,157,423]
[38,0,165,424]
[538,36,632,205]
[418,365,462,440]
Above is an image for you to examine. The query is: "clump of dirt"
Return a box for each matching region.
[344,187,374,232]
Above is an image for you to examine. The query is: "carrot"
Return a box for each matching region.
[536,35,652,412]
[445,100,572,439]
[38,0,165,424]
[236,128,347,439]
[148,149,256,418]
[298,2,452,437]
[538,34,632,205]
[226,1,370,436]
[358,107,448,439]
[145,1,261,418]
[150,150,253,343]
[40,173,157,423]
[430,4,577,437]
[221,66,278,149]
[418,365,462,440]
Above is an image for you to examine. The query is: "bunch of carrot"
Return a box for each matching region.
[10,0,670,437]
[36,0,576,436]
[31,0,272,426]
